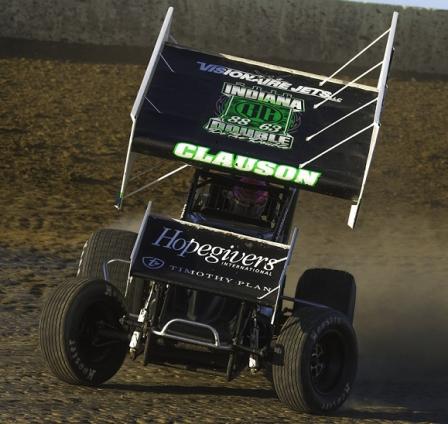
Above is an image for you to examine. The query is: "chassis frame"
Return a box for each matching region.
[105,169,312,380]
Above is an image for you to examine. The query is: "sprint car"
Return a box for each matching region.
[39,8,398,414]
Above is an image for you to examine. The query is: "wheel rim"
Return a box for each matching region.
[310,329,346,394]
[77,300,125,364]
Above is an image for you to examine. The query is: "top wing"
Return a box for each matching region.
[117,7,398,228]
[132,43,377,201]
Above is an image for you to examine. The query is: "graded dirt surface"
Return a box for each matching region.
[1,56,447,423]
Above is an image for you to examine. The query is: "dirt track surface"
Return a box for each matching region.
[1,56,447,423]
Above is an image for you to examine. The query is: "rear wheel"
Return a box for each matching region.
[294,269,356,322]
[39,277,128,386]
[77,229,143,313]
[272,307,357,413]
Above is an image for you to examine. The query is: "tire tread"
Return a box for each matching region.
[272,307,357,413]
[39,277,127,386]
[77,229,137,310]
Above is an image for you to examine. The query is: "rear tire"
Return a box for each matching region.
[77,229,143,313]
[272,307,357,413]
[39,277,128,386]
[294,269,356,322]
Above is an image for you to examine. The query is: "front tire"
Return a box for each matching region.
[77,229,143,313]
[272,307,357,413]
[39,277,128,386]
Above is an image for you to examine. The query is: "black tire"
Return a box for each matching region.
[39,277,128,386]
[272,307,357,413]
[294,269,356,322]
[77,229,142,313]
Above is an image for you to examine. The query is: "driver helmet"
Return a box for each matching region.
[229,177,268,219]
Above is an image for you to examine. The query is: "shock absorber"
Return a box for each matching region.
[249,313,260,373]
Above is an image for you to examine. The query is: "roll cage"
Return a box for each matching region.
[181,169,298,243]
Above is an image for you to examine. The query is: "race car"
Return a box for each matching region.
[39,7,398,414]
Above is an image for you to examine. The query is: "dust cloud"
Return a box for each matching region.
[289,191,448,382]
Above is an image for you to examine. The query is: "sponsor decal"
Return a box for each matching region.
[131,215,291,304]
[68,339,96,381]
[197,62,342,102]
[151,226,283,275]
[173,142,321,187]
[167,265,275,294]
[142,256,165,270]
[204,82,303,149]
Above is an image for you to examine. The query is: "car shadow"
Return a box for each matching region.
[103,383,276,399]
[102,382,447,423]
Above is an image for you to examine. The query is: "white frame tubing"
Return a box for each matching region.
[116,122,136,209]
[160,54,175,73]
[131,7,174,120]
[123,164,190,199]
[348,11,399,228]
[319,28,391,87]
[300,123,375,169]
[116,7,174,209]
[314,61,382,109]
[306,97,378,142]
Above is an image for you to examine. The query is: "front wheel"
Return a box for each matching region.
[272,307,357,413]
[77,229,143,313]
[39,277,128,386]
